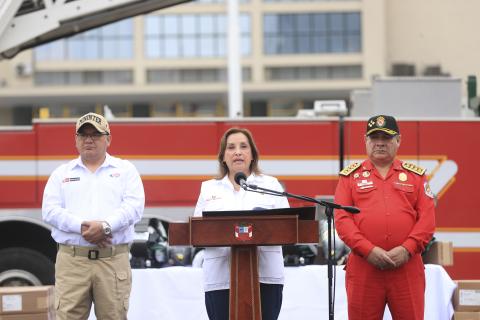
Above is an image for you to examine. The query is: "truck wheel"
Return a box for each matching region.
[0,247,55,286]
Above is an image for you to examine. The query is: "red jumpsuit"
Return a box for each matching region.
[334,159,435,320]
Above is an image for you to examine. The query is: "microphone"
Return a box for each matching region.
[234,172,258,190]
[234,172,247,189]
[342,206,360,214]
[321,200,360,214]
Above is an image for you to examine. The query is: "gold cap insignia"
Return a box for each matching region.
[376,116,385,127]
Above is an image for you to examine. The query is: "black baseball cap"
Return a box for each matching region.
[366,115,399,136]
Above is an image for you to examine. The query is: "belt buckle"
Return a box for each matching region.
[88,250,99,260]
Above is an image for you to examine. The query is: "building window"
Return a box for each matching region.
[145,13,251,58]
[34,71,133,86]
[152,100,224,117]
[147,69,224,83]
[264,12,361,54]
[147,67,251,83]
[265,65,362,80]
[34,19,133,61]
[268,100,302,117]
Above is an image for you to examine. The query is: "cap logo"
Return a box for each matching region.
[366,115,399,136]
[376,116,385,127]
[79,114,102,126]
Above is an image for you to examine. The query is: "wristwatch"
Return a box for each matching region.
[102,222,112,236]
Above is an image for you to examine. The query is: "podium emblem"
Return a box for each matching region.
[235,224,253,241]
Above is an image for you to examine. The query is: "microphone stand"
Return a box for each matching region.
[241,182,359,320]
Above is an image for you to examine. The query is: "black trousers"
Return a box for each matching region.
[205,283,283,320]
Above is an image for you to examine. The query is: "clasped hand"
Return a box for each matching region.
[366,246,410,270]
[81,221,112,248]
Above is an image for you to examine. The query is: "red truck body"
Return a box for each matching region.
[0,118,478,280]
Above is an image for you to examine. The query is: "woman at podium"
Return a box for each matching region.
[193,127,290,320]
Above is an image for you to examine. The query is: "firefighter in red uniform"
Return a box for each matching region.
[334,115,435,320]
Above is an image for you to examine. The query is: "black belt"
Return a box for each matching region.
[58,244,129,260]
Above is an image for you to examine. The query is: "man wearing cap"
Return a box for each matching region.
[334,115,435,319]
[42,112,145,320]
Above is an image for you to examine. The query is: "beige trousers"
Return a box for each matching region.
[54,249,132,320]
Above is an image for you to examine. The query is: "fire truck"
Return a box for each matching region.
[0,117,479,285]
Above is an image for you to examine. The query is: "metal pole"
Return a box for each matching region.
[326,206,334,320]
[339,115,345,171]
[227,0,242,118]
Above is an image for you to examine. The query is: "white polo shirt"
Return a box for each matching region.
[193,173,289,292]
[42,153,145,246]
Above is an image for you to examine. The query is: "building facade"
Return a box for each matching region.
[0,0,478,124]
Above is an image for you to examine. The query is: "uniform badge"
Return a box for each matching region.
[424,182,434,199]
[399,172,407,182]
[402,162,426,176]
[376,116,385,127]
[353,173,360,179]
[340,162,361,176]
[362,171,370,178]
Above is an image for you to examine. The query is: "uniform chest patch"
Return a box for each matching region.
[393,182,414,192]
[62,177,80,183]
[356,179,374,189]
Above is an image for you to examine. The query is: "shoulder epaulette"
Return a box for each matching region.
[402,162,426,176]
[340,162,361,176]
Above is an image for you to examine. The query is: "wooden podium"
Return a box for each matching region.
[169,207,318,320]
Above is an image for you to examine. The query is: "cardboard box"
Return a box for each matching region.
[454,281,480,312]
[0,312,55,320]
[423,241,454,266]
[0,286,54,315]
[453,311,480,320]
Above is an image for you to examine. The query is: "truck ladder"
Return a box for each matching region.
[0,0,191,59]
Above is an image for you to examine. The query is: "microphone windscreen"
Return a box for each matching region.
[234,172,247,185]
[344,206,361,214]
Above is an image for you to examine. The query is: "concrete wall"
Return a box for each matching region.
[386,0,480,95]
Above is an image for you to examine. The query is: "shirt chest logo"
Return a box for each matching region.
[206,195,222,201]
[62,177,80,183]
[109,172,121,178]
